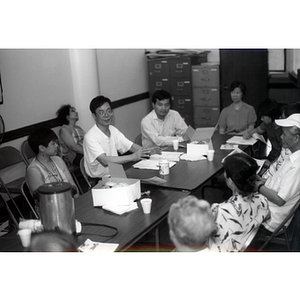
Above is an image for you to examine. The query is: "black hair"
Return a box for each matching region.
[229,81,246,96]
[90,96,112,114]
[257,98,281,121]
[28,127,58,154]
[152,90,172,104]
[283,103,300,118]
[56,104,72,126]
[224,153,258,196]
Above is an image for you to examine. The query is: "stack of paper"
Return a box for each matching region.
[150,151,184,162]
[102,202,138,215]
[133,160,176,170]
[226,136,257,145]
[180,153,207,161]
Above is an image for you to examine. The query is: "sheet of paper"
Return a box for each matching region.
[150,151,184,162]
[252,133,268,145]
[102,202,138,215]
[78,238,119,252]
[141,176,167,185]
[220,144,239,150]
[221,147,265,174]
[133,160,176,170]
[226,136,257,145]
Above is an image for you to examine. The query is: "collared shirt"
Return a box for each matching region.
[262,148,291,180]
[208,193,269,252]
[218,102,257,134]
[263,149,300,232]
[83,124,133,178]
[141,109,188,148]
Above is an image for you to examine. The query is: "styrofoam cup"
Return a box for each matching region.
[207,150,215,161]
[18,228,32,247]
[141,198,152,214]
[172,140,179,151]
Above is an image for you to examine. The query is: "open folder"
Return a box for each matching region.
[186,125,217,143]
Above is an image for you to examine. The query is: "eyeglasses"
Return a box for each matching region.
[96,109,113,116]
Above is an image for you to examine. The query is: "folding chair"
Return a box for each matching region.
[80,157,91,189]
[20,139,36,166]
[0,146,28,226]
[258,198,300,251]
[21,181,39,219]
[0,115,5,144]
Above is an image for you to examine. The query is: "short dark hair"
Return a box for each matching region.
[229,81,246,96]
[28,127,58,154]
[56,104,71,126]
[152,90,172,104]
[224,153,258,196]
[283,103,300,118]
[90,96,112,114]
[258,98,281,121]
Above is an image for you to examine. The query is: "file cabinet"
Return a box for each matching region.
[147,55,196,127]
[192,65,220,128]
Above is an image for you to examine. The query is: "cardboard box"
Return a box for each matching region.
[92,177,141,207]
[187,143,209,156]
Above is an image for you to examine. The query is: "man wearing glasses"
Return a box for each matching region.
[83,95,151,185]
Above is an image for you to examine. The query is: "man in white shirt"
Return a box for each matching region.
[255,114,300,232]
[83,96,151,183]
[141,90,189,148]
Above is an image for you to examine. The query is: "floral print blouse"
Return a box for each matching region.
[208,192,270,252]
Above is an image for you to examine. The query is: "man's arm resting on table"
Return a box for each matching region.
[96,145,150,167]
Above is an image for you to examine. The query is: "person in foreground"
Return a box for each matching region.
[141,90,189,148]
[168,195,216,252]
[208,153,270,252]
[26,127,78,199]
[255,113,300,233]
[56,104,85,167]
[83,95,152,184]
[243,98,282,166]
[218,81,257,135]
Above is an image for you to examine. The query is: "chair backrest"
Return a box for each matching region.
[21,181,39,219]
[21,140,36,166]
[80,157,91,189]
[240,225,260,251]
[0,146,26,171]
[0,115,5,144]
[259,198,300,251]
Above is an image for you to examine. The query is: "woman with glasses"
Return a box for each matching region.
[83,95,153,186]
[56,104,85,167]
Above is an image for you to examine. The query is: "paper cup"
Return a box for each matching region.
[207,150,215,161]
[141,198,152,214]
[18,228,32,247]
[172,140,179,151]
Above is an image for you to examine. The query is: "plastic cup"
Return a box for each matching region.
[141,198,152,214]
[172,140,179,151]
[18,228,32,247]
[207,150,215,161]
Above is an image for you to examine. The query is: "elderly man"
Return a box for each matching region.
[168,196,216,252]
[83,95,151,185]
[141,90,189,148]
[255,113,300,233]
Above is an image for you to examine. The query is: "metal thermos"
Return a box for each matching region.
[38,182,76,234]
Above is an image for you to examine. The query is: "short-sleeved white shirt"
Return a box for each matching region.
[263,149,300,232]
[83,124,133,178]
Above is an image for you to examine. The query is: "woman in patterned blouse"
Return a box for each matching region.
[208,153,270,252]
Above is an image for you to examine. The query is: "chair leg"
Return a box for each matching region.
[155,227,160,252]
